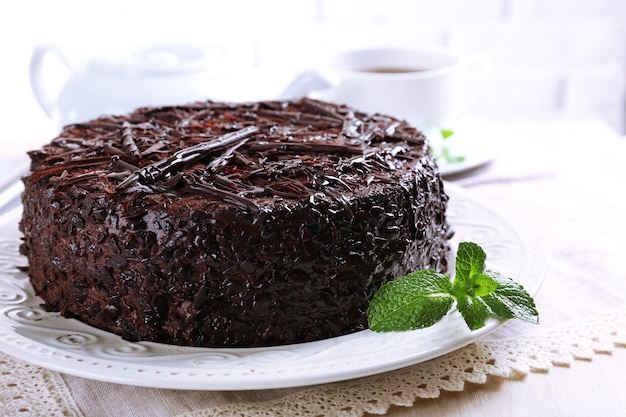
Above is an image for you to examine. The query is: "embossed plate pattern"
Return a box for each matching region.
[0,183,544,390]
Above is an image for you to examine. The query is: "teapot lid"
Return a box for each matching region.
[91,43,227,75]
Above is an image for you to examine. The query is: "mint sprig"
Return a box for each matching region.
[367,242,539,332]
[430,128,466,164]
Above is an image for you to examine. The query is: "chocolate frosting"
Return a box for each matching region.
[20,98,452,347]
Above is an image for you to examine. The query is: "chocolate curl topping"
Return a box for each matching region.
[116,125,259,189]
[248,142,363,155]
[121,121,141,159]
[186,181,260,214]
[36,99,428,212]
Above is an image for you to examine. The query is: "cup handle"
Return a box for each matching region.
[459,54,493,114]
[30,45,80,118]
[277,70,339,100]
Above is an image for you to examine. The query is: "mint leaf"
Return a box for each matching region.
[455,241,486,281]
[455,294,493,331]
[367,242,539,333]
[437,129,466,163]
[440,147,466,164]
[481,270,539,324]
[453,242,498,300]
[430,129,466,164]
[441,128,455,139]
[367,270,454,332]
[453,242,533,330]
[454,271,499,298]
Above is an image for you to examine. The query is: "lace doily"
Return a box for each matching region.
[0,356,82,417]
[1,307,624,417]
[180,307,626,417]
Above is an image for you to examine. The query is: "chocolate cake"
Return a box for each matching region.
[19,98,452,348]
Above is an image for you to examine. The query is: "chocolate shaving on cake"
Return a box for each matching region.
[248,141,363,155]
[110,155,139,172]
[186,179,260,213]
[102,144,128,157]
[116,125,259,189]
[121,121,142,159]
[28,156,113,182]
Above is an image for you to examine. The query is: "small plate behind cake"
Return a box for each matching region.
[0,183,544,390]
[429,118,499,178]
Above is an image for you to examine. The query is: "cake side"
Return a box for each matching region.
[19,98,452,347]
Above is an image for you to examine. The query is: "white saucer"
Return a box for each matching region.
[428,119,498,177]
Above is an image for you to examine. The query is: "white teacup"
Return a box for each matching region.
[280,47,492,131]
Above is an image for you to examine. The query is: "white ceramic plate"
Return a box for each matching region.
[0,183,543,390]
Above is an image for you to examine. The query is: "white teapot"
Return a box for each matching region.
[30,43,230,129]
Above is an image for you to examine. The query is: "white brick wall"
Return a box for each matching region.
[304,0,626,131]
[2,0,625,147]
[509,0,626,17]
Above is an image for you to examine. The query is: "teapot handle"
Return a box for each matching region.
[29,45,80,118]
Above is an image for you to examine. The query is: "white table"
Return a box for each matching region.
[385,118,626,417]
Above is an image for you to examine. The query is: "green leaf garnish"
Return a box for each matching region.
[439,147,466,164]
[431,128,466,164]
[441,128,455,139]
[480,271,540,324]
[368,270,454,332]
[454,241,487,285]
[367,242,539,332]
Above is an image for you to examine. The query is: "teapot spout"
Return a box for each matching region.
[278,70,339,100]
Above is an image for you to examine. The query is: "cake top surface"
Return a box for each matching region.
[27,98,431,212]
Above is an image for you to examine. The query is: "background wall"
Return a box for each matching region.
[1,0,624,152]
